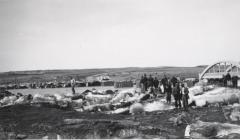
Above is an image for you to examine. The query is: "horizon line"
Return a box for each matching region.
[0,65,207,73]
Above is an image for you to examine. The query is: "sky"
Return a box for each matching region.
[0,0,240,72]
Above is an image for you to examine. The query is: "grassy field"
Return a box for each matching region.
[0,66,207,84]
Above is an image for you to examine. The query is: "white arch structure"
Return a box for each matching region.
[199,61,240,79]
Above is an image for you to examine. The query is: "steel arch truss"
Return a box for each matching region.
[199,61,240,79]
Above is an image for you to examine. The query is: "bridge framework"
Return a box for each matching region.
[199,61,240,80]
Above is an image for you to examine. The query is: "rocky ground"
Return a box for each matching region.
[0,103,231,139]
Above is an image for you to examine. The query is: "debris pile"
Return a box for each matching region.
[1,84,240,139]
[0,87,174,115]
[0,90,71,109]
[3,84,240,115]
[69,88,173,114]
[188,85,240,107]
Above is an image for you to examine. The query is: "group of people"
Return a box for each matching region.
[139,74,160,92]
[223,72,239,88]
[169,82,190,111]
[140,74,190,111]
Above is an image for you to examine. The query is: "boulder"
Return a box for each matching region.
[228,94,239,105]
[129,103,144,115]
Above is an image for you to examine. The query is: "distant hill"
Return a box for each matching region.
[0,66,207,84]
[195,65,208,68]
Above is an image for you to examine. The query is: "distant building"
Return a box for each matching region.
[114,81,133,88]
[86,74,111,83]
[86,74,114,87]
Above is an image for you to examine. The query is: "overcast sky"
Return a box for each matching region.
[0,0,240,72]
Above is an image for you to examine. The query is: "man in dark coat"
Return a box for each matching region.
[232,76,238,88]
[147,74,154,89]
[171,76,178,87]
[182,83,189,111]
[143,74,148,92]
[172,83,182,108]
[225,72,232,87]
[165,81,172,104]
[161,75,168,94]
[140,75,145,92]
[153,77,159,89]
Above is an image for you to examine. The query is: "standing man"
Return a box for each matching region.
[165,81,172,104]
[143,74,148,92]
[148,74,154,89]
[232,76,238,88]
[153,77,159,89]
[171,76,178,87]
[225,72,232,87]
[176,83,182,108]
[161,74,168,94]
[173,83,182,108]
[140,75,145,93]
[70,77,76,95]
[182,83,189,111]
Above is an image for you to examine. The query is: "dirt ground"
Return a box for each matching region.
[0,103,229,139]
